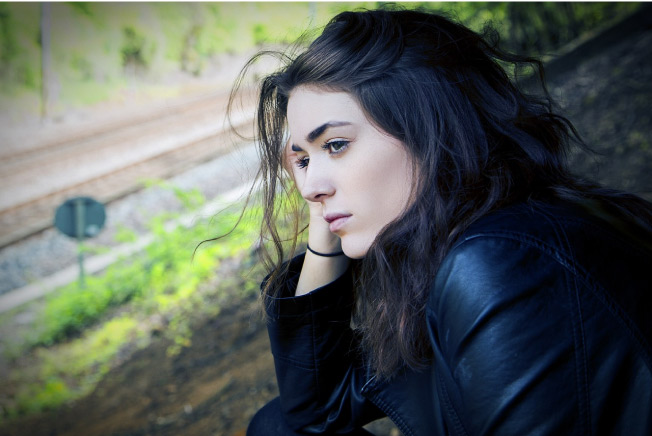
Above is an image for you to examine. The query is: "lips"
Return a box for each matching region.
[324,213,352,233]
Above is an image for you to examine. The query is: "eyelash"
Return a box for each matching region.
[322,140,349,154]
[296,157,309,169]
[294,139,350,169]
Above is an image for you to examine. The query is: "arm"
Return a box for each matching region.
[264,254,384,433]
[427,235,589,435]
[261,143,382,432]
[285,138,350,296]
[295,201,349,296]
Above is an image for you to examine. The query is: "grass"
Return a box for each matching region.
[0,2,365,119]
[0,184,279,420]
[1,2,639,126]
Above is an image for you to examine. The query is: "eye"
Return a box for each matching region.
[322,139,350,155]
[295,156,309,169]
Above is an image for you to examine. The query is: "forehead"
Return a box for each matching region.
[287,87,366,132]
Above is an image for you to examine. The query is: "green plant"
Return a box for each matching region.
[121,25,148,71]
[12,316,143,416]
[0,184,271,420]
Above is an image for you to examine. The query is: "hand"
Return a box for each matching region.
[284,141,342,254]
[284,140,349,295]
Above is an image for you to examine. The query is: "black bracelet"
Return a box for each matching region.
[306,244,345,257]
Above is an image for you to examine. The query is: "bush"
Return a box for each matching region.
[1,185,267,419]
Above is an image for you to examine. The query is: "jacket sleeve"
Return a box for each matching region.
[263,253,384,433]
[427,235,591,435]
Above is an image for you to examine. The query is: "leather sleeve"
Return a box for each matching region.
[263,253,384,433]
[427,234,591,435]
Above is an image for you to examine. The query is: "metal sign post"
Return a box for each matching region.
[55,197,106,288]
[75,198,87,287]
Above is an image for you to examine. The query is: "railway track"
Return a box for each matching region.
[2,4,651,256]
[0,89,256,248]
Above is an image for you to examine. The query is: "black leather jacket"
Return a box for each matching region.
[263,200,652,435]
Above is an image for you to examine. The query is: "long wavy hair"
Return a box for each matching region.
[228,7,652,378]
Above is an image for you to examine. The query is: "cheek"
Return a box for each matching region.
[339,154,412,258]
[372,157,412,213]
[350,158,412,226]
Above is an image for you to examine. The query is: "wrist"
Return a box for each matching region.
[306,244,345,257]
[296,247,349,296]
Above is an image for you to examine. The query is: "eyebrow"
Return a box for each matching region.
[291,121,352,152]
[306,121,351,143]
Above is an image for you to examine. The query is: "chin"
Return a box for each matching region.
[341,237,372,260]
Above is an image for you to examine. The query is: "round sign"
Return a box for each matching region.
[54,196,106,239]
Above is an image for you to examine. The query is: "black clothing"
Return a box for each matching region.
[259,200,652,435]
[247,397,375,436]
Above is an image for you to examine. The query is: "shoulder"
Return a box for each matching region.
[432,201,589,303]
[427,203,574,352]
[453,199,650,261]
[439,199,652,292]
[425,200,652,434]
[427,198,652,368]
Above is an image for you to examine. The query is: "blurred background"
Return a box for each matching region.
[0,2,650,435]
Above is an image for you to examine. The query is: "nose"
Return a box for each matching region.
[299,163,335,202]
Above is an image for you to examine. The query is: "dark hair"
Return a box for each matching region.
[229,7,652,378]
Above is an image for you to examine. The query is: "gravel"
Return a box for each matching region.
[2,10,651,298]
[0,143,259,296]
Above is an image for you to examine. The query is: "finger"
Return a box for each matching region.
[307,200,324,216]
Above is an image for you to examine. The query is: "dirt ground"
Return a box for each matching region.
[1,9,651,436]
[1,289,280,436]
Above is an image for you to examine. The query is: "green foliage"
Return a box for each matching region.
[15,377,69,415]
[34,273,135,346]
[0,3,17,73]
[0,3,40,92]
[1,184,267,419]
[144,178,206,210]
[498,3,636,56]
[121,26,149,71]
[1,2,639,115]
[115,225,138,243]
[27,185,241,348]
[13,316,143,415]
[67,2,93,18]
[416,2,641,58]
[253,24,268,46]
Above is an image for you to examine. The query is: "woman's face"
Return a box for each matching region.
[286,86,414,258]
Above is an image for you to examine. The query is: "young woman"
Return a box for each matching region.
[236,8,652,436]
